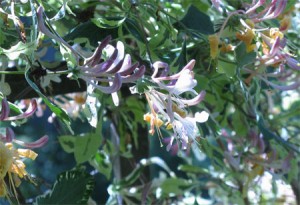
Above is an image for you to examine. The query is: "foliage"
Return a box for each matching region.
[0,0,300,204]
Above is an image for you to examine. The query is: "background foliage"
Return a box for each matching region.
[1,0,300,204]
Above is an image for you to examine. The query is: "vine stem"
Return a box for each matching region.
[217,10,245,38]
[0,70,71,75]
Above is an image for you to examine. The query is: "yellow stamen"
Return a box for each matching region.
[269,28,284,40]
[165,122,173,130]
[11,160,27,178]
[143,113,152,123]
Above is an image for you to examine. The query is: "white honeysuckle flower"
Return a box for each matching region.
[144,59,208,152]
[195,111,210,123]
[171,69,197,95]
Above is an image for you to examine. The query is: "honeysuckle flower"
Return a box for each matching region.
[0,98,37,121]
[236,19,257,52]
[76,36,145,95]
[38,6,145,101]
[0,128,48,198]
[144,60,208,150]
[242,31,300,90]
[208,34,219,59]
[2,127,49,148]
[245,0,288,23]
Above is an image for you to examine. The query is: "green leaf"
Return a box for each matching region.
[34,169,94,205]
[0,41,36,60]
[257,116,300,154]
[178,165,209,174]
[60,45,77,69]
[217,60,236,77]
[49,0,75,22]
[64,21,119,47]
[173,39,187,69]
[160,178,194,196]
[235,43,256,68]
[92,16,126,28]
[58,135,75,153]
[232,111,248,136]
[116,157,174,188]
[124,18,144,42]
[90,150,112,179]
[25,68,73,133]
[178,5,214,35]
[74,133,102,164]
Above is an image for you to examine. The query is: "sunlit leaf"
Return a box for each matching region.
[92,16,126,28]
[58,135,75,153]
[0,41,36,60]
[74,133,102,164]
[34,169,94,205]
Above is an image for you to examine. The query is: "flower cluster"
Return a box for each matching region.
[143,60,209,151]
[222,128,294,194]
[37,6,145,104]
[0,98,48,198]
[74,36,145,106]
[209,0,300,91]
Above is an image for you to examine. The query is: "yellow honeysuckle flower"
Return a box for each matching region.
[220,42,234,53]
[0,141,38,198]
[236,29,256,52]
[208,34,219,59]
[269,28,284,40]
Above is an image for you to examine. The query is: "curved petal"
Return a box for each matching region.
[106,41,125,72]
[171,70,197,95]
[37,6,79,60]
[85,36,111,66]
[152,61,170,78]
[154,60,196,81]
[286,57,300,70]
[14,135,49,148]
[260,77,300,90]
[119,62,139,76]
[121,65,145,83]
[106,59,124,74]
[118,54,132,74]
[180,91,206,106]
[5,127,15,142]
[194,111,209,123]
[87,74,122,93]
[4,99,37,121]
[0,98,10,120]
